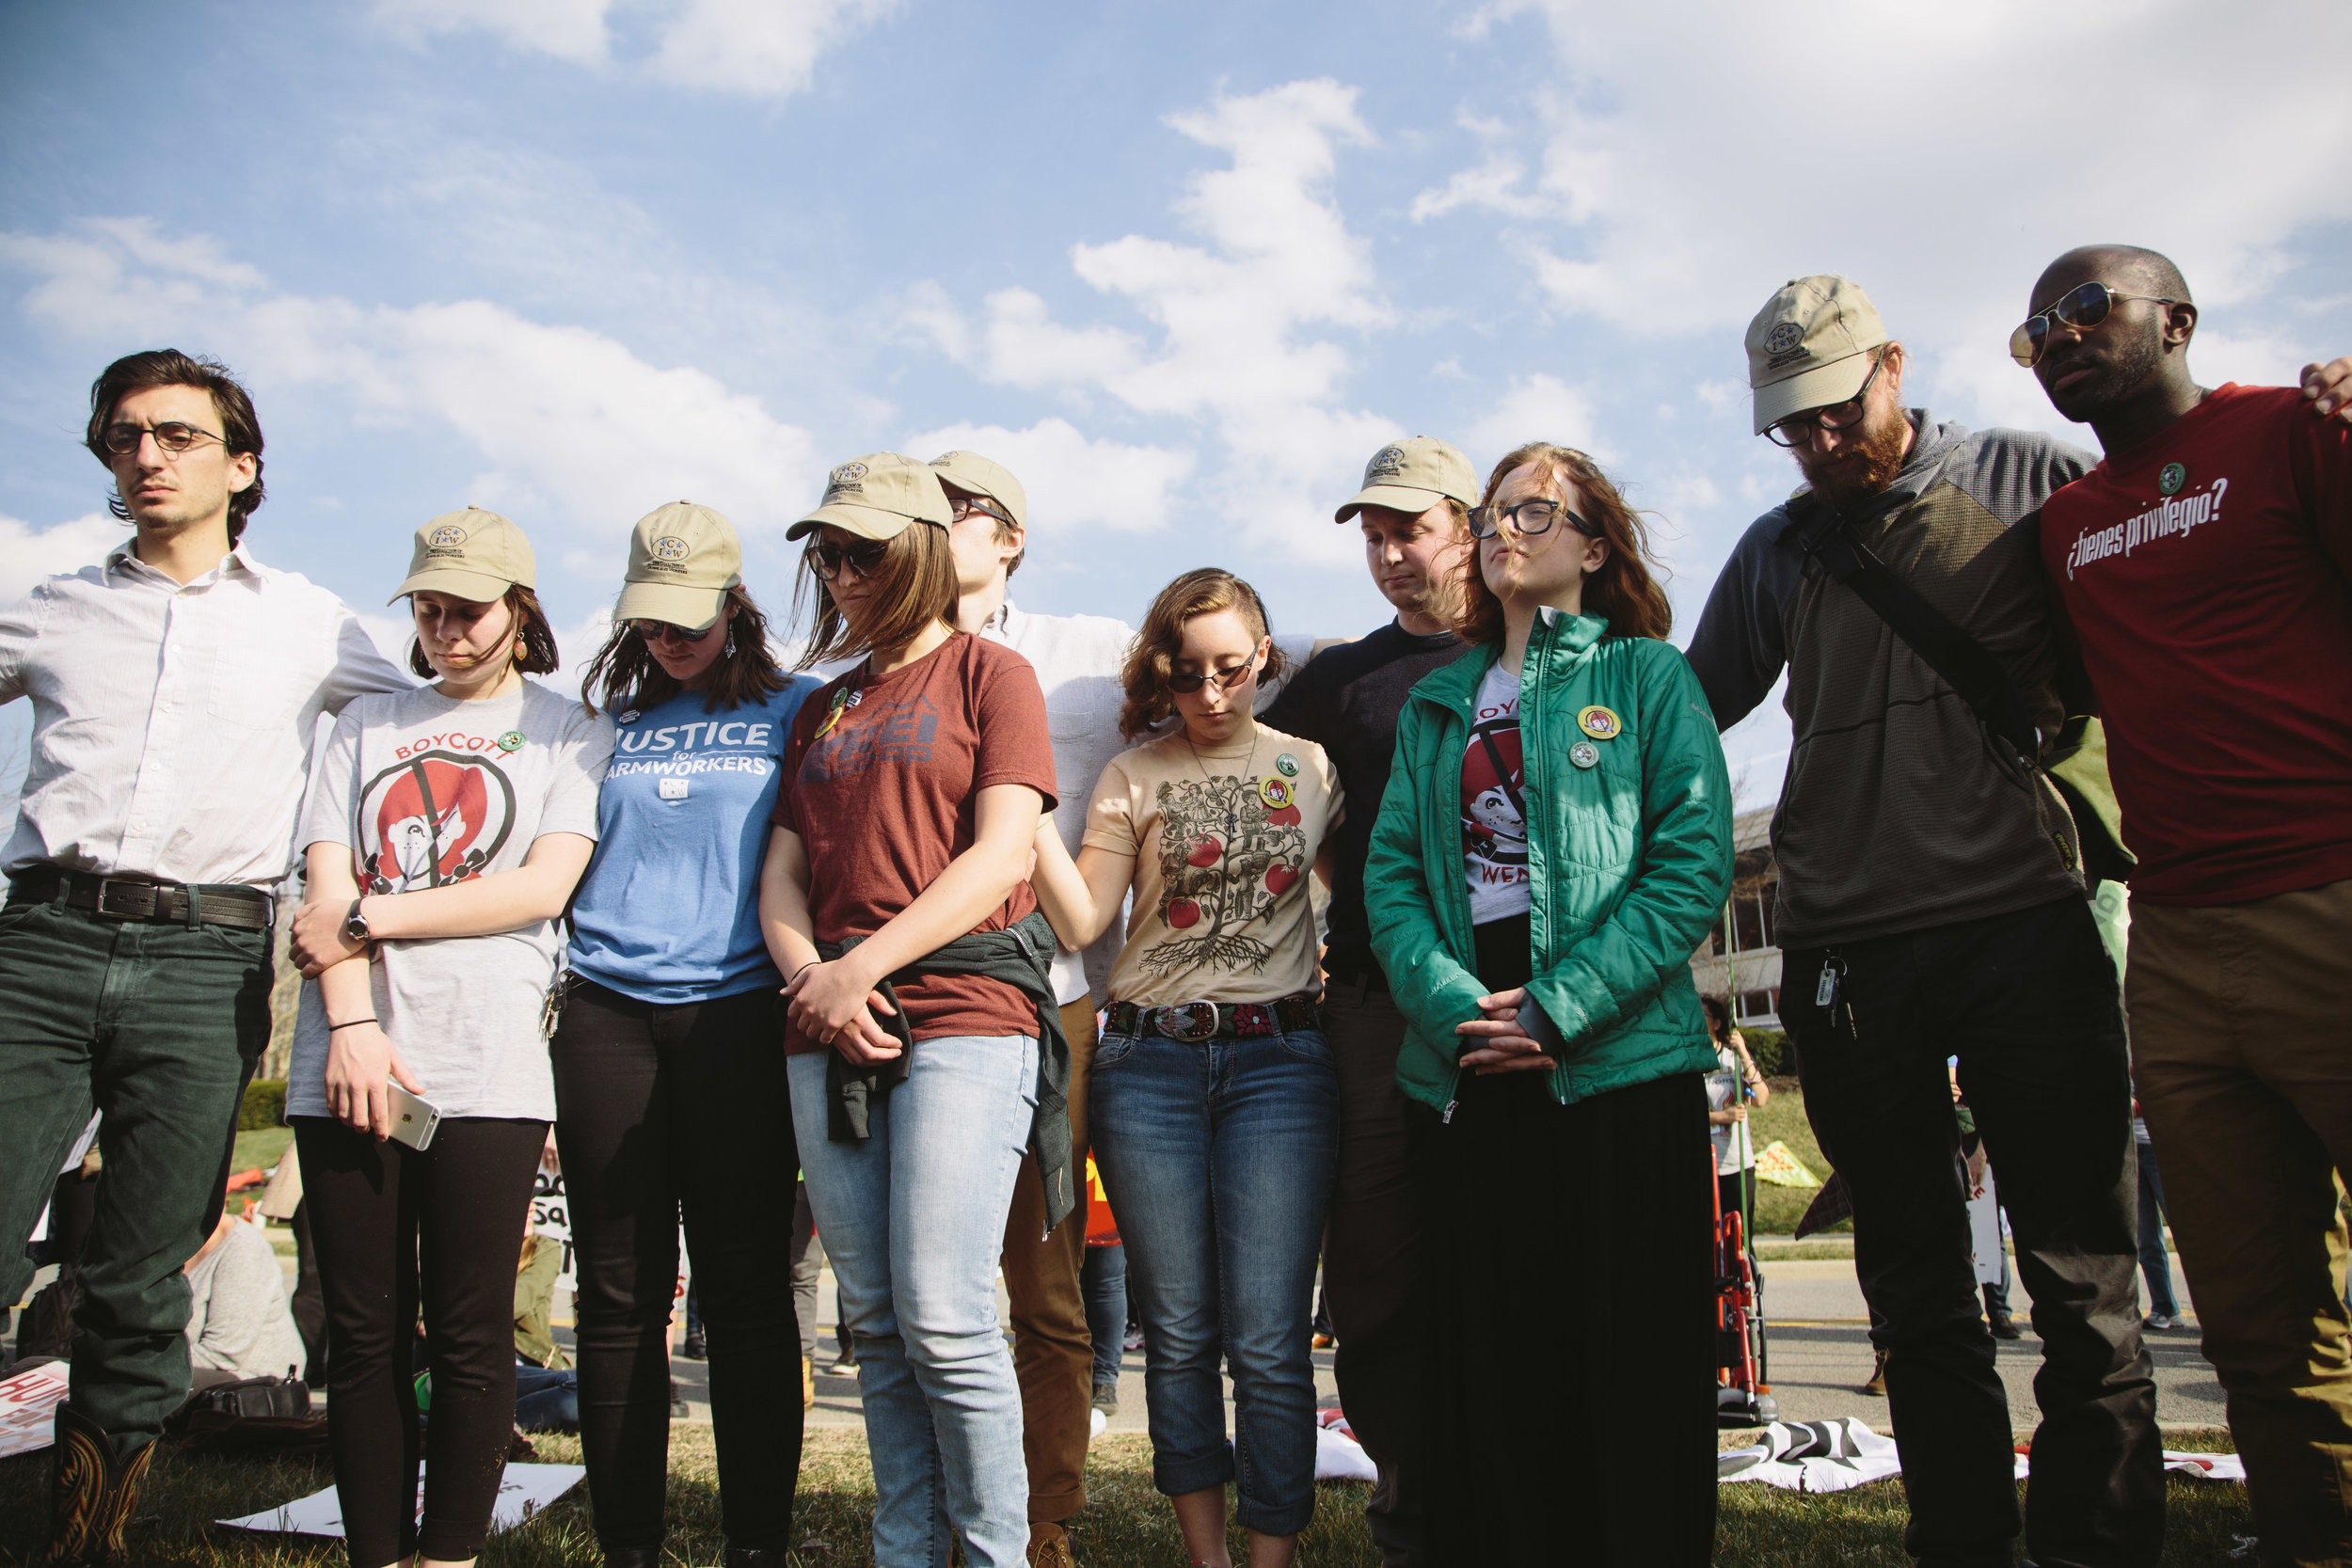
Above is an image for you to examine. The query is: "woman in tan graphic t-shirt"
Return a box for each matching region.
[1029,568,1341,1567]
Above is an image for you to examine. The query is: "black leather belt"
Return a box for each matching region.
[8,866,275,931]
[1106,991,1321,1042]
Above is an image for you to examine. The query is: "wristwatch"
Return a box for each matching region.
[344,897,373,946]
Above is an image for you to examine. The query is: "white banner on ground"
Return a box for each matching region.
[530,1167,576,1323]
[1720,1417,2247,1492]
[216,1464,586,1538]
[0,1360,72,1458]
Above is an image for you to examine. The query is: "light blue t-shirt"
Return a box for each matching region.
[566,677,820,1005]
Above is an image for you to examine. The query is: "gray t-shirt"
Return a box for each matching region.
[184,1219,308,1379]
[290,681,613,1121]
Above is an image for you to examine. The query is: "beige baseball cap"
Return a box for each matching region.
[1746,276,1891,436]
[786,452,953,542]
[389,507,534,603]
[1333,436,1478,523]
[613,501,742,631]
[929,451,1028,529]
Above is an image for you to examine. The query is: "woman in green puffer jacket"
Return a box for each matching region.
[1364,441,1733,1566]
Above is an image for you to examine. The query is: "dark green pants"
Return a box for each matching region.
[0,889,273,1459]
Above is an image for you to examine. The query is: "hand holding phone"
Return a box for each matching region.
[386,1082,442,1151]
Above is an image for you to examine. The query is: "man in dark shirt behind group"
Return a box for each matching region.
[1261,436,1477,1568]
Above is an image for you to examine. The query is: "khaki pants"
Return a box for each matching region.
[2131,877,2352,1568]
[1000,998,1099,1523]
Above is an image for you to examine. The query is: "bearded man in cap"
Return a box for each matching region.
[0,350,407,1564]
[1687,277,2352,1568]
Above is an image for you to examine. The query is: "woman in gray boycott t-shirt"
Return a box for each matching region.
[282,511,612,1568]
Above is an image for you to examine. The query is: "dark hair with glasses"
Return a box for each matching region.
[1117,568,1289,740]
[84,349,267,542]
[580,585,789,718]
[1454,443,1674,645]
[407,584,561,679]
[792,523,961,672]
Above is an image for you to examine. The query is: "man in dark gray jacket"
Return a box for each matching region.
[1686,276,2157,1568]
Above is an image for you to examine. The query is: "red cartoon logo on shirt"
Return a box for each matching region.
[357,752,517,892]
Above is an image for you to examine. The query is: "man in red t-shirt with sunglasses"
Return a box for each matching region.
[2026,243,2352,1565]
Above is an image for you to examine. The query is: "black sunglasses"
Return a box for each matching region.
[1763,357,1883,448]
[629,618,718,645]
[1468,498,1600,540]
[2010,280,2177,368]
[807,538,889,582]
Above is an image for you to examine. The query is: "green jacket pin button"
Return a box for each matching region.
[1569,739,1600,769]
[1577,705,1622,740]
[2157,462,2187,497]
[1260,776,1294,810]
[497,730,525,752]
[1275,752,1300,778]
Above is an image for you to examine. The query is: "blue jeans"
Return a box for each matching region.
[2136,1137,2180,1317]
[1089,1027,1338,1536]
[1081,1243,1127,1391]
[787,1037,1039,1568]
[516,1362,580,1433]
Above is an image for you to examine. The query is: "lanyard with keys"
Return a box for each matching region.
[1815,954,1854,1037]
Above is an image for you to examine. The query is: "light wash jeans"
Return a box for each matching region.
[1089,1026,1339,1536]
[787,1036,1039,1568]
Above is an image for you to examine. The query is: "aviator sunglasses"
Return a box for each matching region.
[2010,281,2176,368]
[1167,648,1263,694]
[806,537,890,582]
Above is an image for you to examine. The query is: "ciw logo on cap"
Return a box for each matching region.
[789,451,954,544]
[1744,276,1891,436]
[391,507,535,603]
[1333,436,1479,524]
[616,501,743,633]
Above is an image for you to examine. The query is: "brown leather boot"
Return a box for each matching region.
[43,1406,156,1566]
[1026,1520,1077,1567]
[1860,1346,1889,1398]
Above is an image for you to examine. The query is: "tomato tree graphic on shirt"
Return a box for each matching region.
[1143,775,1307,976]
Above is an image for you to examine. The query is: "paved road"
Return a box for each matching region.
[663,1255,2228,1439]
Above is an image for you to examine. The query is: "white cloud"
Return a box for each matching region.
[921,79,1403,562]
[0,513,121,607]
[370,0,896,97]
[1421,0,2352,427]
[898,419,1197,535]
[0,220,821,541]
[1465,372,1608,464]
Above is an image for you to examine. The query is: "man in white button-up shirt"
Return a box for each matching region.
[0,349,406,1559]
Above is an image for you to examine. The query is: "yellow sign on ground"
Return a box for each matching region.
[1754,1139,1823,1189]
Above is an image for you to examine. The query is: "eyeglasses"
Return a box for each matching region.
[1167,657,1260,694]
[629,618,719,645]
[949,495,1012,526]
[1468,498,1599,540]
[2009,280,2177,368]
[101,421,229,458]
[1762,358,1883,448]
[807,538,889,582]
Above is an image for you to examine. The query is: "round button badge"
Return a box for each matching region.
[2157,462,2187,497]
[497,730,525,752]
[1260,776,1294,810]
[1577,705,1622,741]
[1275,752,1300,778]
[1569,740,1600,769]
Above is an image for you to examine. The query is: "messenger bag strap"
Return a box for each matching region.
[1790,493,2043,762]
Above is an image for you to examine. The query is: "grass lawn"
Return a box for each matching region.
[0,1427,2252,1566]
[1747,1079,1842,1238]
[228,1126,293,1177]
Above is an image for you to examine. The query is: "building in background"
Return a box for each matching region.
[1690,807,1780,1027]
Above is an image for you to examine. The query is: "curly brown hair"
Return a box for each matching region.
[1454,443,1674,643]
[1117,568,1289,740]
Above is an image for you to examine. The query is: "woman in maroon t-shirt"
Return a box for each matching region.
[756,452,1055,1568]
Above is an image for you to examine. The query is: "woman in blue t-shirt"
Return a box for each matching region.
[552,502,820,1568]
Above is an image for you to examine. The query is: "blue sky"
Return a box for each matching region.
[5,0,2350,808]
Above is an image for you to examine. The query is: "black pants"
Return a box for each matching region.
[1406,915,1716,1566]
[550,979,803,1554]
[295,1115,547,1567]
[1785,895,2160,1568]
